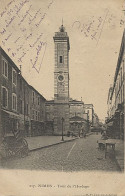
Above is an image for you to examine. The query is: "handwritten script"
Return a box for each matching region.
[72,9,124,46]
[0,0,54,73]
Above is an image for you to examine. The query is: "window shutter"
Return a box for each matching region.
[5,62,7,77]
[2,88,5,107]
[5,89,7,107]
[2,60,4,75]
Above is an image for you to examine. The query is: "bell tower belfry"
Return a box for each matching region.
[53,24,70,135]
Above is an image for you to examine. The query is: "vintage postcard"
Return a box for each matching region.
[0,0,125,195]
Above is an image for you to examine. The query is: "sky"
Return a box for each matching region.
[0,0,124,121]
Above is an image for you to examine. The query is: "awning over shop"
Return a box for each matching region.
[70,116,87,123]
[2,109,19,119]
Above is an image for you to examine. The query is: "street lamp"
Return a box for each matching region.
[61,117,64,141]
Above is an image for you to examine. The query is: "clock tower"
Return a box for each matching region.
[53,24,70,135]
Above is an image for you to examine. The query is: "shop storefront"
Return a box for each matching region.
[1,109,19,137]
[106,104,124,140]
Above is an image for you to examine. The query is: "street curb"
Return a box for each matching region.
[86,132,93,136]
[29,137,79,152]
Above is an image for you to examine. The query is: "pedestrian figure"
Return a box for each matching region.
[81,127,84,138]
[84,132,86,138]
[101,130,108,140]
[101,130,104,135]
[78,128,81,138]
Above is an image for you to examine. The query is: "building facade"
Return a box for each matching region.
[69,99,85,118]
[70,115,89,136]
[0,47,20,137]
[0,47,46,138]
[29,86,46,136]
[45,100,54,135]
[44,25,97,135]
[106,30,125,139]
[18,75,31,136]
[84,104,94,126]
[45,98,90,135]
[53,24,70,134]
[93,113,99,128]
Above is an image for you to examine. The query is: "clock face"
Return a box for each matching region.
[58,75,64,82]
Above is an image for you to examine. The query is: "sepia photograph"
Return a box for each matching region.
[0,0,125,195]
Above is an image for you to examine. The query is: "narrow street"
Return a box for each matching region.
[2,133,120,172]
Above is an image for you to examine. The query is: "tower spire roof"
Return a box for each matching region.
[59,19,65,32]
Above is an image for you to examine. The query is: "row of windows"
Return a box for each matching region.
[2,87,29,115]
[115,60,125,98]
[2,86,44,120]
[2,57,17,85]
[12,69,17,85]
[32,91,40,105]
[2,87,8,108]
[32,110,40,121]
[115,85,124,107]
[2,87,17,111]
[2,87,42,113]
[2,57,45,120]
[108,62,125,118]
[2,58,8,77]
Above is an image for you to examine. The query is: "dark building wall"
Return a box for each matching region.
[69,100,84,118]
[17,76,31,136]
[54,103,69,135]
[106,30,125,139]
[0,48,20,136]
[0,47,46,137]
[0,49,3,140]
[29,86,46,136]
[1,50,19,113]
[45,100,91,135]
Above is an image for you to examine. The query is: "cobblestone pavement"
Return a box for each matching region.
[1,133,120,172]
